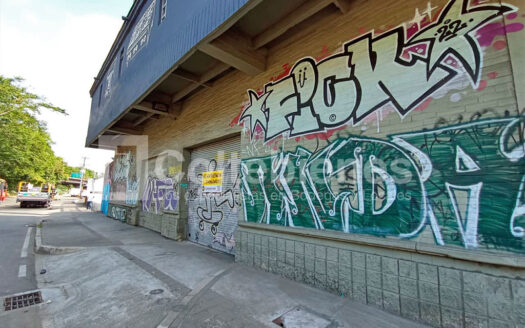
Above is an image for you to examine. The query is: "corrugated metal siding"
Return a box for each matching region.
[86,0,250,145]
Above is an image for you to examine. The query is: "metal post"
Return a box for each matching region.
[79,157,87,198]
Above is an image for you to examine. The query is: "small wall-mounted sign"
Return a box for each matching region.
[202,170,223,193]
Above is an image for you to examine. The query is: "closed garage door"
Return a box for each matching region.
[187,136,240,254]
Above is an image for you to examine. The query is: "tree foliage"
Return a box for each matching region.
[64,166,95,179]
[0,76,71,191]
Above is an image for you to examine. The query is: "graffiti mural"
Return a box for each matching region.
[108,204,128,223]
[195,183,237,235]
[240,117,525,252]
[114,151,133,180]
[111,148,138,205]
[239,0,516,142]
[142,177,179,213]
[101,162,113,215]
[101,182,111,215]
[213,231,236,251]
[188,158,240,235]
[187,141,241,254]
[126,179,139,205]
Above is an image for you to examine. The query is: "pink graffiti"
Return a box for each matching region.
[405,17,432,40]
[402,44,428,59]
[476,21,524,48]
[477,80,488,91]
[414,97,433,112]
[443,56,460,69]
[303,125,347,141]
[493,40,507,50]
[488,72,498,79]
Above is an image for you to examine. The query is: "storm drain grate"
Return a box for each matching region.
[3,291,43,311]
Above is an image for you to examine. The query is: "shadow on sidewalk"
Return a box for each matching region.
[35,204,428,328]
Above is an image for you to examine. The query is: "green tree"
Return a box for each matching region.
[0,76,67,191]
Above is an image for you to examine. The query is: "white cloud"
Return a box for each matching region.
[0,1,128,174]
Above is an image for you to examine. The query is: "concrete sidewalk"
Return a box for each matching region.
[35,202,427,328]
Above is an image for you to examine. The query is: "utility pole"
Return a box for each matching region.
[79,157,88,198]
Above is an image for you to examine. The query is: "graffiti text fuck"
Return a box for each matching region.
[240,0,514,142]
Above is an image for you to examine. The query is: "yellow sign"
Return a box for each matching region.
[202,170,223,186]
[202,170,223,193]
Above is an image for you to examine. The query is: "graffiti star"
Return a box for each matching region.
[409,8,426,29]
[239,89,269,136]
[421,2,438,20]
[407,0,514,86]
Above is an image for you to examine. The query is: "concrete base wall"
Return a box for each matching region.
[137,208,185,241]
[160,212,184,241]
[106,201,184,240]
[235,226,525,328]
[138,210,162,233]
[107,203,131,223]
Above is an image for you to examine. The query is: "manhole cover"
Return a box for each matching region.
[273,306,331,328]
[149,289,164,295]
[4,291,43,311]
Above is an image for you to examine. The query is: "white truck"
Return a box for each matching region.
[16,182,52,208]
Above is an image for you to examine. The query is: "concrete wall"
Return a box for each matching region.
[104,0,525,326]
[235,226,524,327]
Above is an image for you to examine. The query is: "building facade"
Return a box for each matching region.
[87,0,525,326]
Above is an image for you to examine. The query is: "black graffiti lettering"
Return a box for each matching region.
[289,58,322,136]
[313,54,357,127]
[348,29,454,121]
[239,0,514,142]
[264,76,299,140]
[437,19,469,42]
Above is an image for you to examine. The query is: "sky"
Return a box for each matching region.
[0,0,133,174]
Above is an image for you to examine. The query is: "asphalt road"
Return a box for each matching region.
[0,197,47,297]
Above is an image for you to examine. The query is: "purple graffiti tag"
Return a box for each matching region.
[142,177,179,213]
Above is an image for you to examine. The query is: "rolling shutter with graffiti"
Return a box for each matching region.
[187,137,240,254]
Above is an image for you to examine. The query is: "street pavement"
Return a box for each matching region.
[0,196,52,328]
[0,198,428,328]
[0,197,40,295]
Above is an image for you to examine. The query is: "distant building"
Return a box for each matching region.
[60,177,87,194]
[87,0,525,326]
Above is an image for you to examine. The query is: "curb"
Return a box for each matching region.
[34,221,85,255]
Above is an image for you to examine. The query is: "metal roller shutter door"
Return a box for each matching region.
[187,136,240,254]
